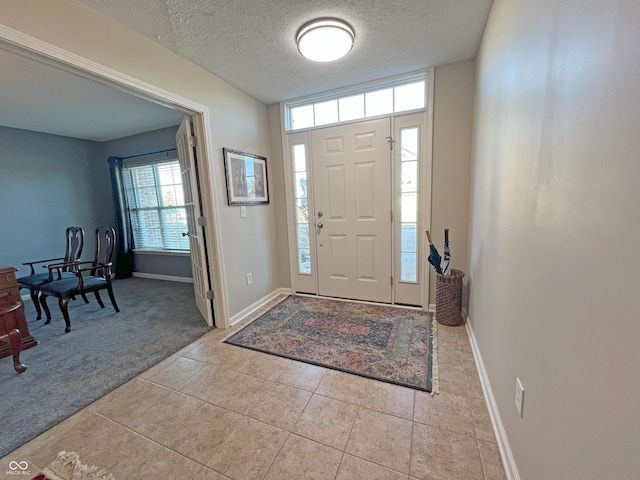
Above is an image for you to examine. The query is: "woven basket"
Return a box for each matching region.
[435,269,465,326]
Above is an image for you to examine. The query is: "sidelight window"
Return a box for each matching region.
[292,144,312,274]
[399,127,419,282]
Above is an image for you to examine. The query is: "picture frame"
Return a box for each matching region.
[223,148,269,205]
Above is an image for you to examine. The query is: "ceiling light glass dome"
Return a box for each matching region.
[296,19,355,62]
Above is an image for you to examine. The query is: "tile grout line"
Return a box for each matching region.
[260,429,290,480]
[333,451,346,480]
[343,404,362,458]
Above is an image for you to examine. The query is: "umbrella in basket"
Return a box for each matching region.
[442,228,451,275]
[425,230,443,274]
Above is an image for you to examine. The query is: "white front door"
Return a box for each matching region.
[175,116,213,326]
[311,118,392,303]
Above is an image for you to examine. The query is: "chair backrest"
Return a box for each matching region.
[63,227,84,272]
[93,227,117,278]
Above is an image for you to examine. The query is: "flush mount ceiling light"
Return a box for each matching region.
[296,18,355,62]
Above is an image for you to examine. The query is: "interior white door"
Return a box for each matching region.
[311,118,392,303]
[175,116,213,326]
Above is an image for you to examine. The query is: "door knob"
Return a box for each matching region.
[316,222,324,229]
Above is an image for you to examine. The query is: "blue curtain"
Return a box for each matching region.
[107,157,134,278]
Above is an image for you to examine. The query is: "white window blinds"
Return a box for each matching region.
[123,160,189,251]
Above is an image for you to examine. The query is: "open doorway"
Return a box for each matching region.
[0,38,223,327]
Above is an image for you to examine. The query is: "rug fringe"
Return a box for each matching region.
[431,315,440,396]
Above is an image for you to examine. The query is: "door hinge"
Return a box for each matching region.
[189,135,197,148]
[391,276,394,286]
[386,136,395,151]
[390,211,393,223]
[197,216,206,227]
[205,290,214,300]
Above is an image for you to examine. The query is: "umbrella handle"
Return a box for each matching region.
[425,230,433,243]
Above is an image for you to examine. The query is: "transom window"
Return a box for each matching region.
[286,79,426,131]
[123,160,189,251]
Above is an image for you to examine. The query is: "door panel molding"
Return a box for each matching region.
[312,118,392,303]
[176,117,213,326]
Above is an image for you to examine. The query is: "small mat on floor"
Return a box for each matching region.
[33,451,114,480]
[224,295,436,392]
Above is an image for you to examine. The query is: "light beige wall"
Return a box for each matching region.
[0,0,279,319]
[430,60,475,305]
[470,0,640,478]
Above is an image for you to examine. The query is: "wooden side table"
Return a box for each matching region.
[0,265,38,359]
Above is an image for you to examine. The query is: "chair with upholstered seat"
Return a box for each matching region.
[17,227,85,320]
[40,227,119,333]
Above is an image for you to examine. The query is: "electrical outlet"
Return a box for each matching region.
[246,272,253,285]
[515,377,524,417]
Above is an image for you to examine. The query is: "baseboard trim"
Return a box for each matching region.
[428,303,436,312]
[131,272,194,283]
[465,315,521,480]
[229,288,292,327]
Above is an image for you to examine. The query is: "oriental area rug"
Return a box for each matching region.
[224,295,437,392]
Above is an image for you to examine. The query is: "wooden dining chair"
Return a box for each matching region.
[39,227,119,333]
[17,226,85,320]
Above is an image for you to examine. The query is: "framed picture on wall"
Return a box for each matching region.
[223,148,269,205]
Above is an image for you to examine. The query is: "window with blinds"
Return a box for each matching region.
[123,160,189,251]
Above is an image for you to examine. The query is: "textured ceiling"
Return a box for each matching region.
[78,0,494,104]
[0,0,493,142]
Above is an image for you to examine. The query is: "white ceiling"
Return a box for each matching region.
[0,0,493,141]
[0,49,185,142]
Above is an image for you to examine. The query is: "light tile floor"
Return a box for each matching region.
[1,298,506,480]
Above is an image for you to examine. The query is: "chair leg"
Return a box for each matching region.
[7,329,26,374]
[81,293,90,304]
[29,288,42,320]
[94,291,105,308]
[40,294,52,324]
[59,297,72,333]
[106,284,120,313]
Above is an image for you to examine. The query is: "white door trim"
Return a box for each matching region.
[281,68,434,308]
[0,24,230,328]
[423,69,435,310]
